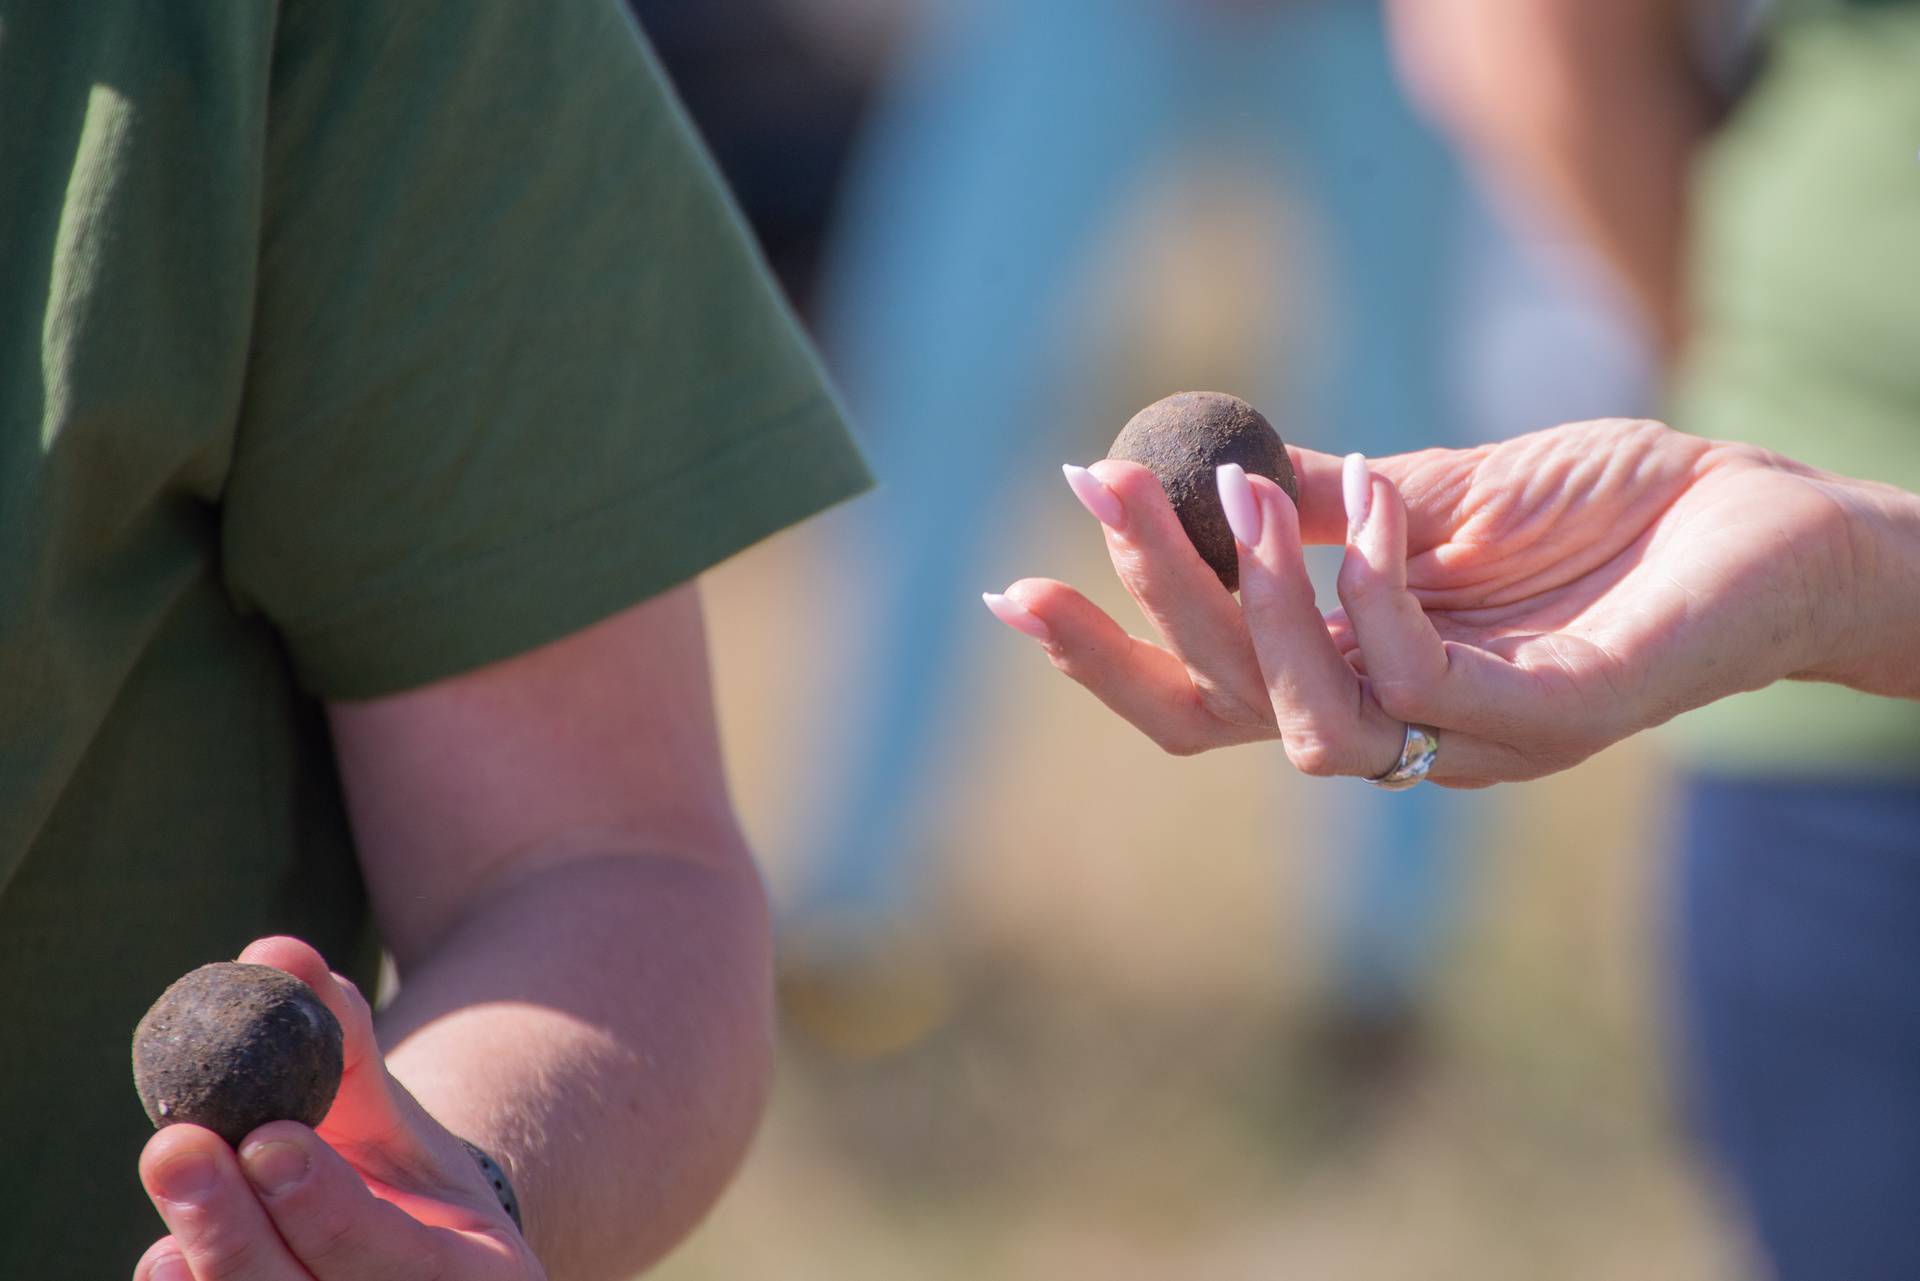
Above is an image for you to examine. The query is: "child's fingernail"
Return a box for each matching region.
[151,1150,218,1206]
[241,1139,310,1197]
[982,592,1053,644]
[1063,464,1125,529]
[1343,452,1372,535]
[148,1251,192,1281]
[1216,463,1261,547]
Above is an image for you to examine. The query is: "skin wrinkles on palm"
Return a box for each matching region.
[1341,429,1792,651]
[1385,422,1709,610]
[1337,428,1846,740]
[1314,426,1690,694]
[1244,425,1694,741]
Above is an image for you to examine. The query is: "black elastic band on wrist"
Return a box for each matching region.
[459,1138,524,1233]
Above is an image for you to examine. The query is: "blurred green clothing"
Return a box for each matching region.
[1664,0,1920,772]
[0,1,867,1272]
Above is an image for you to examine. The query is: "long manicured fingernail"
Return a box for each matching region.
[152,1150,218,1206]
[148,1252,192,1281]
[1063,464,1124,529]
[241,1139,310,1197]
[982,592,1052,643]
[1216,463,1261,546]
[1343,452,1372,536]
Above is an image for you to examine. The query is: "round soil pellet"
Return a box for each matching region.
[132,961,344,1148]
[1108,391,1297,591]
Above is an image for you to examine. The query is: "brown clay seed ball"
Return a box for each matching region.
[1108,391,1298,592]
[132,961,344,1148]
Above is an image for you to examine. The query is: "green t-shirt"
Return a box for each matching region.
[0,2,869,1271]
[1663,0,1920,773]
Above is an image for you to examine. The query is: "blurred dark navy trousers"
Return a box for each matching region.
[1676,774,1920,1280]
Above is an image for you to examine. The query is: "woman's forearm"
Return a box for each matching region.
[374,851,774,1281]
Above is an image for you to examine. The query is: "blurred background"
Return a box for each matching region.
[628,1,1750,1276]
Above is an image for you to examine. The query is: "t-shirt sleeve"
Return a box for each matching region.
[220,0,871,701]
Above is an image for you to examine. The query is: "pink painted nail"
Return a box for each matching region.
[982,592,1052,644]
[1063,464,1125,529]
[1216,463,1261,547]
[1343,452,1372,535]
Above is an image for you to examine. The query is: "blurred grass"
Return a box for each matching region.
[656,163,1749,1280]
[660,504,1748,1280]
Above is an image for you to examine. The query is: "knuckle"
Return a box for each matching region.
[1154,729,1209,758]
[1713,441,1771,469]
[189,1229,266,1279]
[1552,738,1603,774]
[1194,686,1272,733]
[1284,734,1343,778]
[1044,643,1081,676]
[1095,460,1165,507]
[292,1208,361,1271]
[338,981,375,1025]
[1370,675,1428,723]
[1594,415,1672,442]
[1504,740,1591,782]
[1335,561,1381,603]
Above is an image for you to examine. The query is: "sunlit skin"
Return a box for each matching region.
[990,418,1920,786]
[136,938,542,1281]
[131,585,774,1281]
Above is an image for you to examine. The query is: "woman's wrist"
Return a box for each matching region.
[1800,472,1920,698]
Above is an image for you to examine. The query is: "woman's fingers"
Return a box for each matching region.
[1231,463,1550,787]
[996,448,1572,783]
[1284,446,1356,545]
[1066,461,1275,728]
[1334,460,1452,714]
[1289,443,1468,552]
[984,573,1537,785]
[1332,460,1587,748]
[985,578,1274,755]
[1227,467,1406,778]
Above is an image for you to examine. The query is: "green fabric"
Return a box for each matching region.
[0,1,869,1273]
[1663,3,1920,773]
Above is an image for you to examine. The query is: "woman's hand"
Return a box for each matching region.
[986,419,1868,786]
[134,937,543,1281]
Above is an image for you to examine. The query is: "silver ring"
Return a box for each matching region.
[1367,723,1439,791]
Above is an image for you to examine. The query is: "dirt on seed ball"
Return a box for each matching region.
[132,961,344,1148]
[1108,391,1297,592]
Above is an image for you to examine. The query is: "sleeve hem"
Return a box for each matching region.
[284,396,872,701]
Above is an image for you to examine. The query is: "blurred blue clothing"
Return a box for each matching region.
[804,0,1488,1003]
[1675,774,1920,1281]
